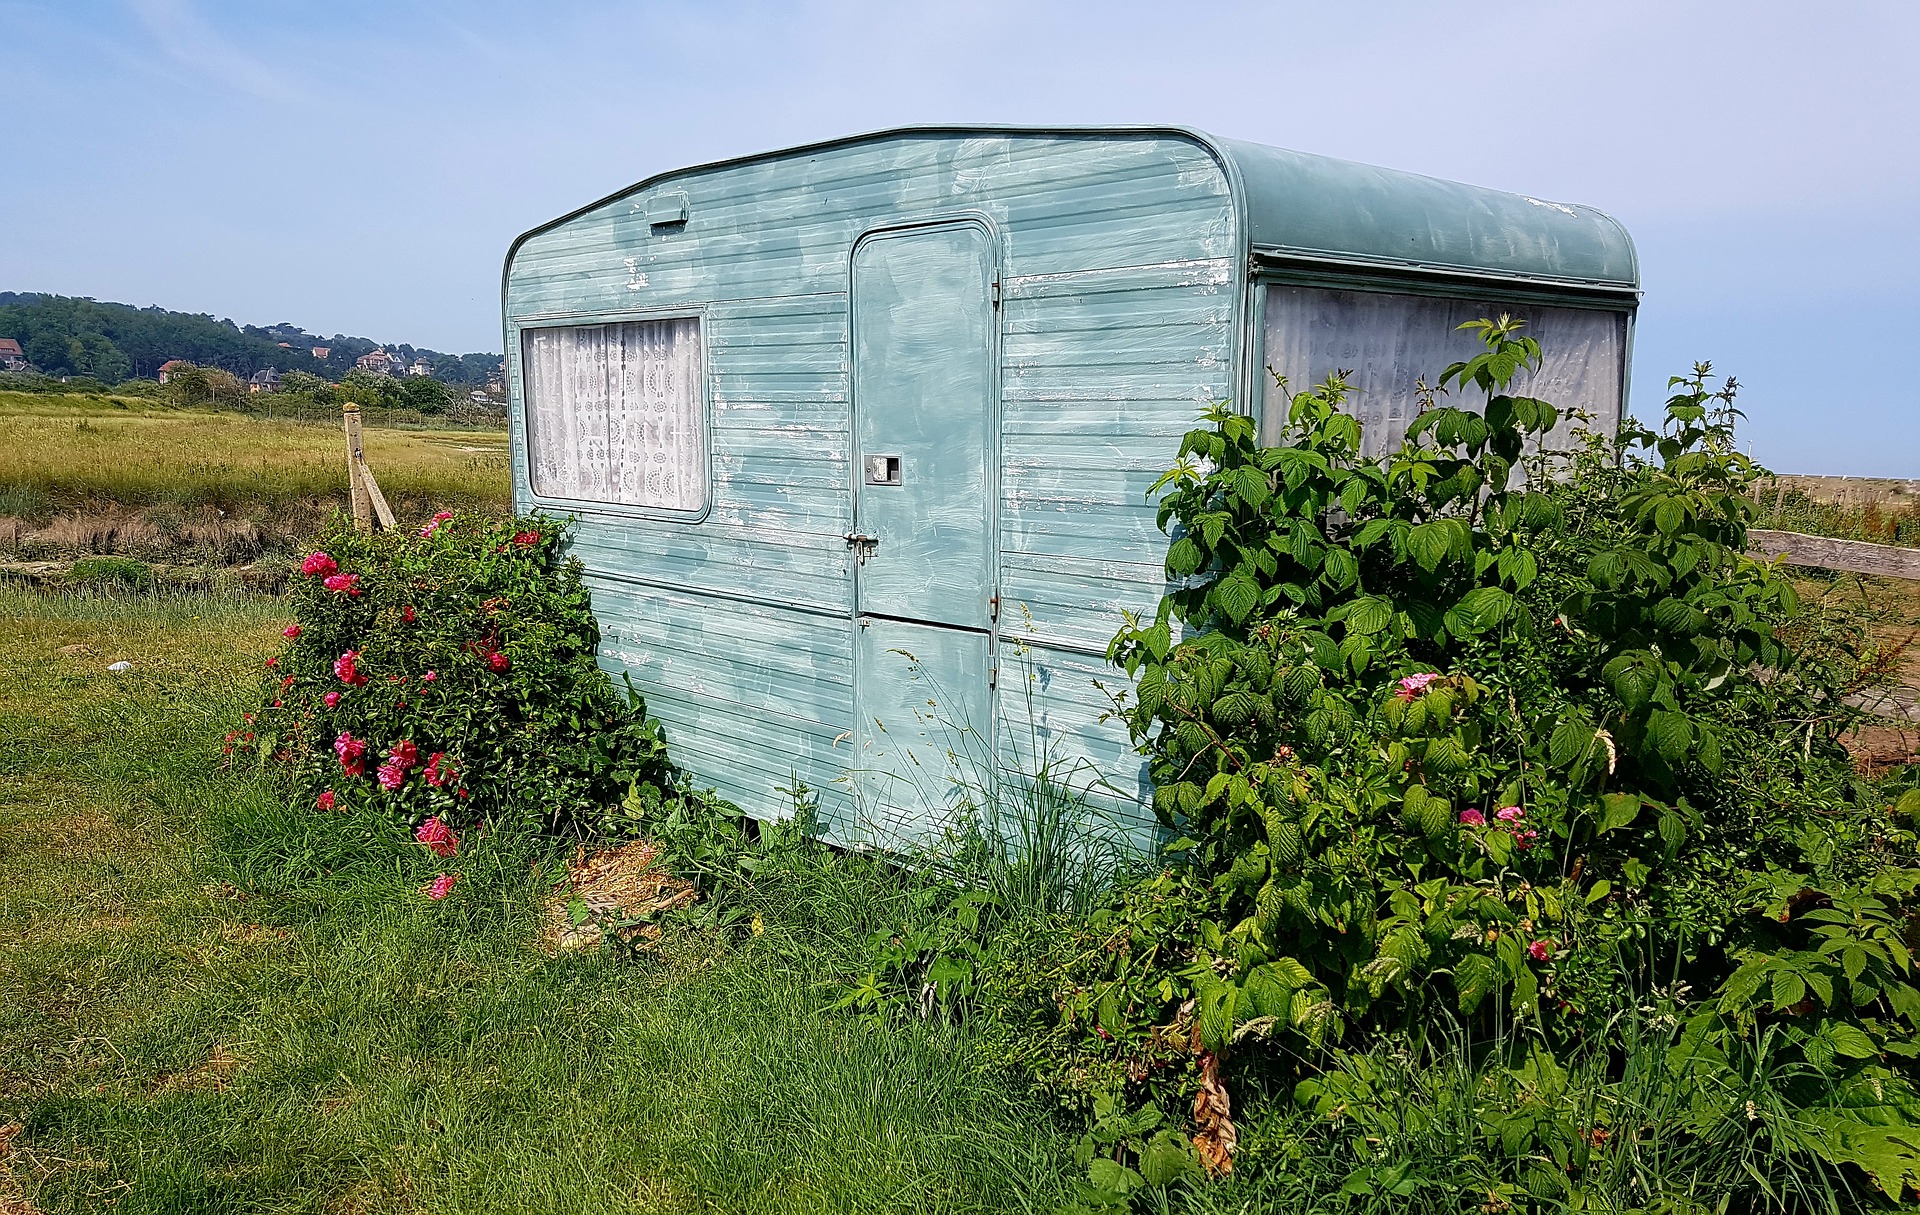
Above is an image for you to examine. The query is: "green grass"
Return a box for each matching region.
[0,587,1080,1213]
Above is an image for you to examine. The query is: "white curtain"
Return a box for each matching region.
[521,317,707,511]
[1261,285,1627,459]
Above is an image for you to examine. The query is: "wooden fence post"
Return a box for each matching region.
[343,402,371,532]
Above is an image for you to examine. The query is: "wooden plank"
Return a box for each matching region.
[354,458,397,530]
[1748,529,1920,580]
[341,403,370,531]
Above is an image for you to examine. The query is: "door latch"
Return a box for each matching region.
[844,531,879,565]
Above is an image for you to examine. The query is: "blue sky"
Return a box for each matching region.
[3,0,1915,475]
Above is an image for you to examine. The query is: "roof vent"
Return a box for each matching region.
[646,191,689,229]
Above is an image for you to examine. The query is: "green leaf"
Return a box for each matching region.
[1138,1129,1202,1186]
[1345,596,1393,636]
[1649,710,1693,762]
[1455,586,1513,630]
[1211,569,1259,625]
[1320,546,1359,589]
[1166,536,1202,577]
[1549,717,1594,768]
[1455,952,1497,1012]
[1598,793,1641,834]
[1408,522,1451,572]
[1604,652,1660,711]
[1827,1023,1877,1059]
[1088,1157,1144,1198]
[1772,969,1808,1011]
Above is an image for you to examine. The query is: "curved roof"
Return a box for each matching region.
[1211,136,1637,291]
[507,124,1638,297]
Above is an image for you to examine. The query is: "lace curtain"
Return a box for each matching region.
[521,317,707,511]
[1261,285,1627,459]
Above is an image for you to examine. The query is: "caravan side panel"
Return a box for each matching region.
[505,132,1237,833]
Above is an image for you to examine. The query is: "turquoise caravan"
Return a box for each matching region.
[500,126,1638,848]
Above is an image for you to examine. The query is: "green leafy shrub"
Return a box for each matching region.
[819,319,1920,1208]
[243,511,674,831]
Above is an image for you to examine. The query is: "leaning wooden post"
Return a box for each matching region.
[343,402,371,531]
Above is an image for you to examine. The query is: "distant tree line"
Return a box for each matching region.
[0,292,500,386]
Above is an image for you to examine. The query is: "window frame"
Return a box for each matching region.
[510,307,714,523]
[1248,270,1635,456]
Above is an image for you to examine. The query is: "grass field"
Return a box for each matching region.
[0,587,1080,1214]
[0,393,510,565]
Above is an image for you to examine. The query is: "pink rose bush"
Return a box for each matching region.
[249,511,674,842]
[424,872,460,901]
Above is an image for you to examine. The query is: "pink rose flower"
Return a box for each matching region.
[376,759,406,791]
[388,740,421,771]
[419,510,456,539]
[333,650,368,687]
[402,605,416,624]
[1395,672,1442,701]
[316,790,335,811]
[1458,808,1486,826]
[423,752,451,788]
[323,691,341,707]
[421,670,436,683]
[424,872,460,900]
[1528,939,1551,962]
[334,731,368,777]
[1513,828,1540,850]
[322,572,362,596]
[282,624,301,639]
[488,652,510,673]
[301,552,338,577]
[414,816,459,858]
[1495,806,1524,823]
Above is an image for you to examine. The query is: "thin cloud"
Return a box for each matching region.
[126,0,307,105]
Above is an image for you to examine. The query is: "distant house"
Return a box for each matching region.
[356,349,395,377]
[277,342,293,349]
[0,337,29,373]
[408,357,433,377]
[158,359,191,384]
[311,346,331,360]
[249,368,281,394]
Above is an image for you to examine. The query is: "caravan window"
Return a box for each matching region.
[521,317,707,513]
[1260,285,1628,458]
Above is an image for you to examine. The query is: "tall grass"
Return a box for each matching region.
[0,395,509,519]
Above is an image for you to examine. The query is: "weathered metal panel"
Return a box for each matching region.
[505,130,1236,844]
[1216,137,1638,289]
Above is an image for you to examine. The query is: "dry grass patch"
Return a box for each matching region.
[540,840,696,953]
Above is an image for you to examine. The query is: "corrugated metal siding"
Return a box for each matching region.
[506,132,1236,832]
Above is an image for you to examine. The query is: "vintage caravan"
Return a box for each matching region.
[500,126,1638,846]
